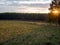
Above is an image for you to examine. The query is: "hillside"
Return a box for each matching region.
[0,13,48,21]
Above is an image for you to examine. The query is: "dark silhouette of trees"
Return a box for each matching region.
[0,13,48,21]
[49,0,60,25]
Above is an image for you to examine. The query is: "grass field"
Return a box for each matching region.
[0,20,60,45]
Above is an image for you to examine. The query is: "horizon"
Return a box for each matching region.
[0,12,48,14]
[0,0,52,13]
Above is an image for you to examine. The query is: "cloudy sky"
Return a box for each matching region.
[0,0,52,13]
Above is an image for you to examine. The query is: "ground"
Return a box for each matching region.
[0,20,60,45]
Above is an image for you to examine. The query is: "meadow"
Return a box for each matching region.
[0,20,60,45]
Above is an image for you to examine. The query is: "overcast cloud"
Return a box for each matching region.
[0,0,52,13]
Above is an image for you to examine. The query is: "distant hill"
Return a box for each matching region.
[0,13,48,21]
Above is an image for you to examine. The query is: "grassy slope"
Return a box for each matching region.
[0,20,60,45]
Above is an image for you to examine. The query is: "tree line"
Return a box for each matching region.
[0,13,48,21]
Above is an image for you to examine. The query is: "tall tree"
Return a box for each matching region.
[49,0,57,10]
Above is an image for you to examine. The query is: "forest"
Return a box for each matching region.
[0,13,48,21]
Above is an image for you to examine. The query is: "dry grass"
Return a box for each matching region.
[0,20,60,45]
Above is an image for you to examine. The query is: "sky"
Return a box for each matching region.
[0,0,52,13]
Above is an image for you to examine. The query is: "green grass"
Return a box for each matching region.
[0,20,60,45]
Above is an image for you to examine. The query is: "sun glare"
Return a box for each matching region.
[52,10,59,16]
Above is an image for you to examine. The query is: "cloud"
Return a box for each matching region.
[0,0,51,6]
[0,0,51,5]
[0,0,51,13]
[0,6,49,13]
